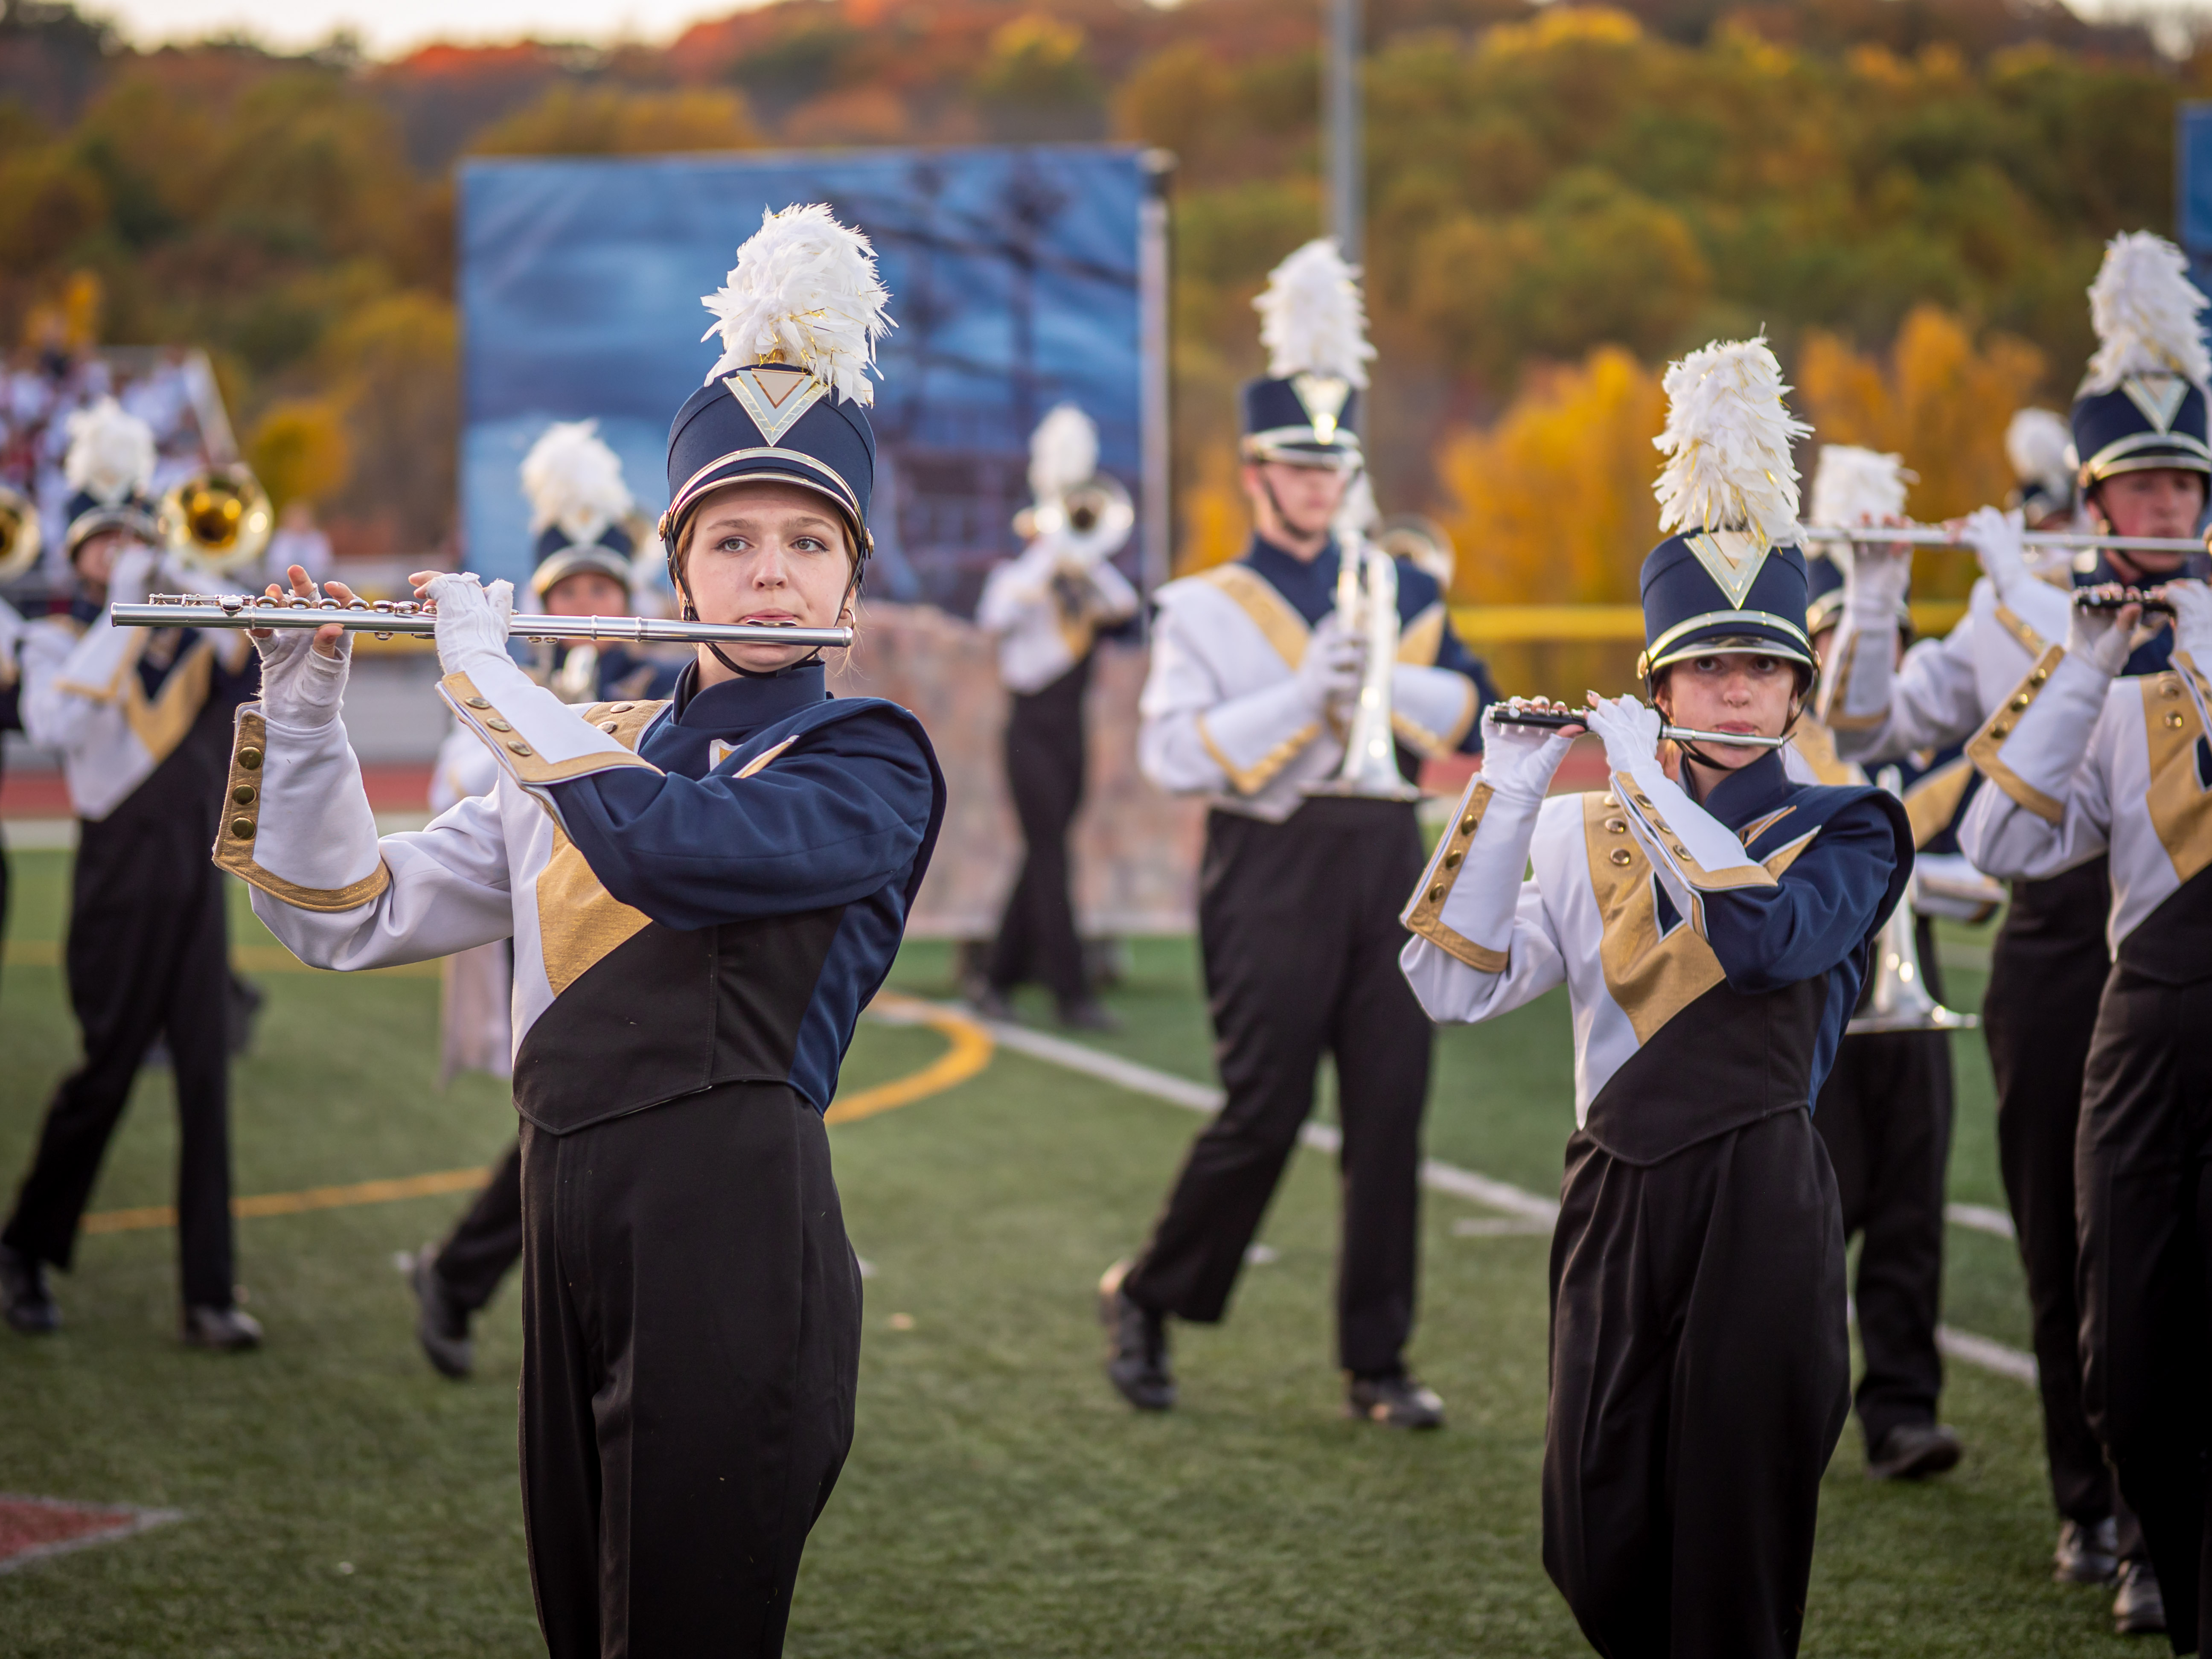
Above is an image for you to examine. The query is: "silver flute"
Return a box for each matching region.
[1799,524,2203,555]
[1488,704,1789,749]
[111,593,854,649]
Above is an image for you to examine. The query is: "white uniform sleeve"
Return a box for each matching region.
[22,613,138,752]
[1085,556,1140,623]
[1138,600,1319,797]
[1826,615,1982,761]
[1390,664,1479,756]
[1399,783,1569,1023]
[1957,644,2116,881]
[975,543,1058,635]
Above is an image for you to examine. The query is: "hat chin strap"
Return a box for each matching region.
[675,571,857,679]
[1661,697,1804,778]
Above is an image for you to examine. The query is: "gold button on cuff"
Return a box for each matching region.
[1443,851,1462,869]
[2028,670,2048,685]
[2011,694,2031,710]
[231,784,256,806]
[1601,794,1618,807]
[1459,814,1477,834]
[1427,884,1444,903]
[601,722,620,734]
[237,747,263,770]
[1991,721,2012,738]
[2166,710,2186,728]
[230,817,255,839]
[1606,818,1627,833]
[1609,847,1633,866]
[508,741,534,756]
[2163,680,2184,699]
[486,718,513,733]
[465,696,491,709]
[609,703,633,713]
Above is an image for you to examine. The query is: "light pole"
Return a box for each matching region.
[1325,0,1362,262]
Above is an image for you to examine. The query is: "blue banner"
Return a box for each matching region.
[458,145,1151,613]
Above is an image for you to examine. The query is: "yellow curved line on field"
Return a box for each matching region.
[76,993,989,1234]
[826,993,994,1125]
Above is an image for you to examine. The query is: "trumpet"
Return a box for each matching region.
[162,466,273,579]
[1487,702,1789,750]
[0,484,44,584]
[1847,766,1979,1035]
[1799,524,2203,555]
[1015,473,1135,566]
[110,593,854,650]
[1304,527,1422,801]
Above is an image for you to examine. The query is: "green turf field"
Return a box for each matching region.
[0,849,2133,1655]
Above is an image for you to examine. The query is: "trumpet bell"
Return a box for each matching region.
[1303,542,1422,802]
[0,485,44,585]
[1025,473,1135,563]
[162,466,273,579]
[1847,765,1981,1035]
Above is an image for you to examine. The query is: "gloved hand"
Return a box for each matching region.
[421,573,514,679]
[2065,594,2137,678]
[1582,693,1664,778]
[1294,612,1365,716]
[1963,506,2031,609]
[2166,579,2212,669]
[1478,700,1577,803]
[253,615,349,729]
[1844,541,1912,632]
[107,544,160,609]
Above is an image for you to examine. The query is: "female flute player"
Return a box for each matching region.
[213,204,943,1657]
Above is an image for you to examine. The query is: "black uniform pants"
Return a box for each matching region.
[519,1083,862,1659]
[987,657,1091,1007]
[1123,798,1432,1377]
[1813,918,1954,1455]
[2076,968,2212,1654]
[436,1140,523,1314]
[1544,1109,1851,1659]
[2,844,236,1309]
[1985,862,2122,1528]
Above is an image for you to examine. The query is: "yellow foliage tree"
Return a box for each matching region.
[248,398,352,513]
[470,86,761,156]
[1435,345,1666,606]
[1796,306,2046,523]
[1176,440,1248,576]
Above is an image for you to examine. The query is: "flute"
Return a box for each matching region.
[1488,704,1789,750]
[1799,525,2204,555]
[2073,583,2178,616]
[110,593,855,650]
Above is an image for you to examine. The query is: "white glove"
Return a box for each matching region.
[1582,693,1664,778]
[252,622,349,729]
[1844,541,1912,632]
[1294,612,1365,716]
[2167,579,2212,668]
[1477,701,1576,803]
[423,573,514,679]
[1963,506,2031,609]
[2065,596,2136,678]
[108,544,160,609]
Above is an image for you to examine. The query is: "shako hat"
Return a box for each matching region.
[658,203,894,589]
[1804,444,1913,636]
[2005,407,2076,521]
[62,396,159,559]
[1240,239,1372,471]
[2070,233,2211,489]
[521,419,640,598]
[1637,337,1815,679]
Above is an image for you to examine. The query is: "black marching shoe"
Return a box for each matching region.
[406,1244,474,1380]
[0,1244,58,1335]
[2113,1560,2166,1635]
[1866,1422,1962,1480]
[182,1304,263,1351]
[1347,1372,1446,1429]
[1097,1260,1174,1411]
[2052,1516,2120,1586]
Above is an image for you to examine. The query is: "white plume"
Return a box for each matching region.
[2082,231,2210,393]
[1028,404,1097,503]
[1653,337,1810,548]
[521,419,633,544]
[1254,238,1374,387]
[701,203,894,407]
[63,397,155,506]
[1809,444,1912,527]
[2005,407,2073,496]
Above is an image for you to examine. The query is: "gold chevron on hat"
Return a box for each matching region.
[2122,373,2189,433]
[1290,372,1351,443]
[1682,529,1770,608]
[721,362,826,445]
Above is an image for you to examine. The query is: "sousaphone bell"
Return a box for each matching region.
[1847,765,1979,1035]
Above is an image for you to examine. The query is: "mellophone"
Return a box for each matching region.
[110,593,856,649]
[1487,700,1789,750]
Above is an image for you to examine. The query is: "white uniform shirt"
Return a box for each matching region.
[975,534,1139,693]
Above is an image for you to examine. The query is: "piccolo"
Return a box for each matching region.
[1487,705,1789,749]
[1799,525,2204,555]
[2073,583,2178,616]
[110,594,854,649]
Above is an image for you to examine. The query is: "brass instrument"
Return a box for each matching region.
[111,593,853,650]
[1488,702,1789,750]
[161,465,273,580]
[1847,766,1979,1035]
[1304,526,1421,800]
[1014,472,1135,566]
[1800,524,2201,556]
[0,485,44,584]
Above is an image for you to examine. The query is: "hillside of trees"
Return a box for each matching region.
[0,0,2200,598]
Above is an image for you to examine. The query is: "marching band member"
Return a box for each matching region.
[972,403,1138,1030]
[1400,340,1911,1658]
[226,204,943,1656]
[0,398,263,1349]
[407,420,679,1381]
[1799,446,1965,1481]
[2007,406,2079,531]
[1101,238,1495,1427]
[1824,233,2210,1624]
[1960,244,2212,1656]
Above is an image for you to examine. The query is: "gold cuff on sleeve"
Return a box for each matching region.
[1965,645,2066,825]
[442,672,664,788]
[210,710,393,912]
[1197,713,1319,796]
[1612,772,1778,893]
[1399,782,1511,972]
